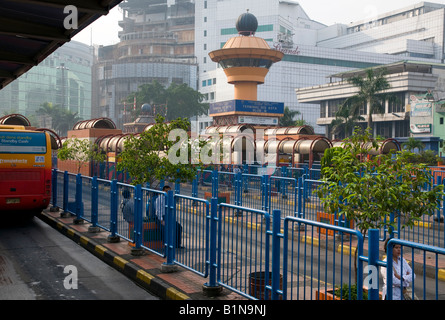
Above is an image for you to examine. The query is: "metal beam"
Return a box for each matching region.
[0,17,70,42]
[0,50,37,66]
[7,0,110,15]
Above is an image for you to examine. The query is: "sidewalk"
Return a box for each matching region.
[37,208,246,301]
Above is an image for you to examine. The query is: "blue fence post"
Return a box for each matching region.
[235,171,242,207]
[262,175,270,214]
[89,176,100,232]
[73,173,83,224]
[271,209,282,300]
[62,170,68,216]
[368,229,380,300]
[175,178,180,195]
[297,177,303,218]
[161,190,177,272]
[281,166,288,199]
[386,239,394,300]
[107,179,120,243]
[203,191,222,296]
[192,176,198,198]
[131,184,144,256]
[50,169,58,211]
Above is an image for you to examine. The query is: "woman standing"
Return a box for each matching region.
[380,239,416,300]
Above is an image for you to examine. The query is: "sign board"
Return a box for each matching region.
[238,116,279,126]
[209,99,284,117]
[410,124,432,134]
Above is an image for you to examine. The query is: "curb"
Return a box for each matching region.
[37,211,191,300]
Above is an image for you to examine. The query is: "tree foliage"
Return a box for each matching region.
[125,81,209,122]
[318,127,443,237]
[57,137,106,174]
[317,127,444,282]
[345,68,391,130]
[402,137,425,153]
[279,106,302,127]
[37,102,82,136]
[330,99,365,139]
[116,115,199,187]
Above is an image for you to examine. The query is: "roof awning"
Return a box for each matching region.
[328,60,440,80]
[0,0,123,90]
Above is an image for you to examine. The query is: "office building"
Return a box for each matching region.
[0,40,93,126]
[92,0,198,129]
[195,1,445,135]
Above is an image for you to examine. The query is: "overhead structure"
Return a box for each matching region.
[208,11,284,127]
[209,11,284,101]
[0,0,124,90]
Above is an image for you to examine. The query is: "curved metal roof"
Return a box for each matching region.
[0,0,123,90]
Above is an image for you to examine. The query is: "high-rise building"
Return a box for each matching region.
[0,40,93,126]
[92,0,198,128]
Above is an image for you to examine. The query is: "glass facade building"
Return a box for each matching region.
[0,41,93,126]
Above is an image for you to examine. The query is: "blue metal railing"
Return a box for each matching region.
[50,168,445,300]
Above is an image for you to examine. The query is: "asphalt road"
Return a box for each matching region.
[0,215,159,300]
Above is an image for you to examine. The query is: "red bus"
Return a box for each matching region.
[0,125,52,216]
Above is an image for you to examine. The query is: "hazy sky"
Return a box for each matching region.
[72,0,443,46]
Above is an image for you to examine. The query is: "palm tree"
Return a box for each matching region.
[57,109,82,137]
[279,106,301,127]
[330,100,365,139]
[347,68,391,131]
[402,137,425,153]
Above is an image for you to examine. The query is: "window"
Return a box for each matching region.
[204,43,207,50]
[320,101,327,118]
[207,79,212,86]
[204,30,207,37]
[441,118,444,125]
[388,93,405,113]
[204,1,207,9]
[202,80,206,87]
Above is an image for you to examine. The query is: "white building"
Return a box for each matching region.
[194,1,445,135]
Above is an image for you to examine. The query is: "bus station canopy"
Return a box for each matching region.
[0,0,123,90]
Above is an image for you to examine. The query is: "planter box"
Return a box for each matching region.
[317,212,354,236]
[316,287,382,300]
[128,221,163,250]
[315,289,341,300]
[204,192,230,204]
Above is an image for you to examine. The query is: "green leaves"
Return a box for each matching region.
[125,80,209,121]
[318,127,444,236]
[57,137,105,174]
[116,115,198,187]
